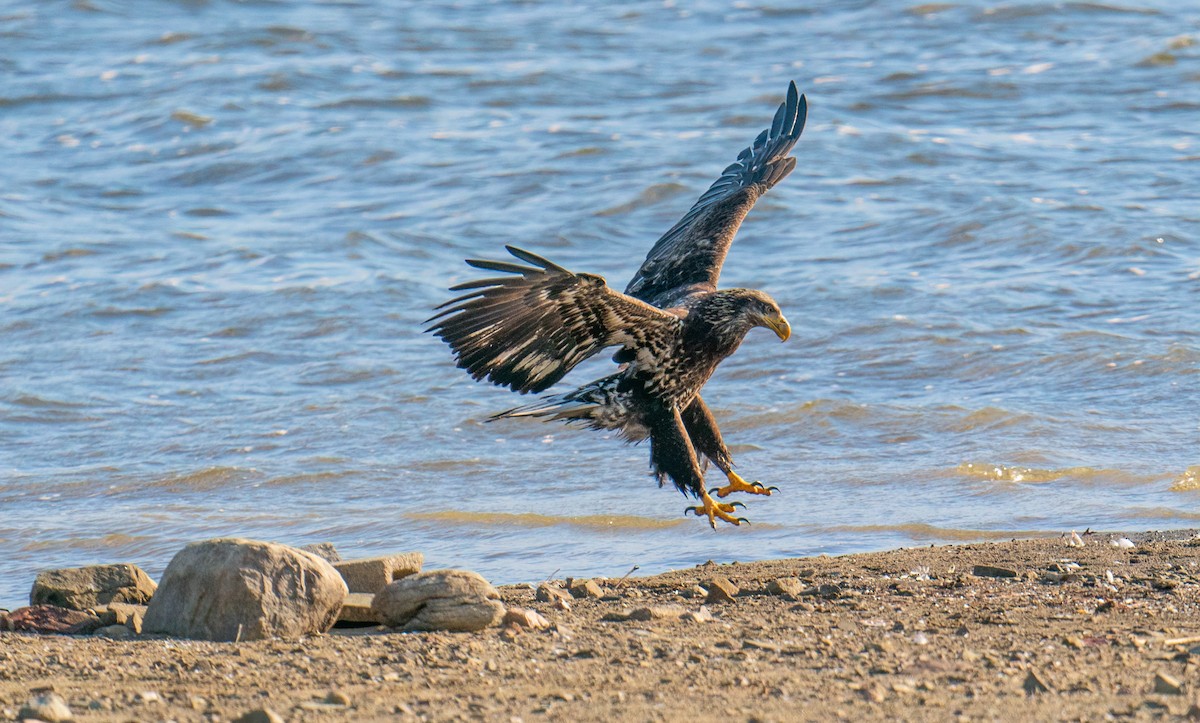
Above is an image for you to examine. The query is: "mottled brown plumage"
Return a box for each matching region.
[428,82,808,526]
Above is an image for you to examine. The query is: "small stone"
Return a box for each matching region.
[324,691,351,706]
[337,592,379,624]
[503,607,551,630]
[704,576,739,604]
[627,605,686,622]
[535,584,571,604]
[19,692,73,723]
[135,691,161,705]
[911,632,930,646]
[568,579,604,599]
[1154,672,1184,695]
[95,624,135,640]
[189,696,209,711]
[973,565,1018,578]
[1023,669,1051,694]
[1111,537,1136,549]
[743,639,782,653]
[30,563,157,610]
[682,606,714,624]
[372,570,504,632]
[298,542,341,562]
[333,553,424,594]
[766,577,805,599]
[234,707,285,723]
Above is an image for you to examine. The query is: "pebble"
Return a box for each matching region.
[1023,669,1051,694]
[627,605,686,622]
[1111,537,1136,549]
[234,706,285,722]
[568,579,604,599]
[18,692,74,723]
[1153,672,1183,695]
[972,565,1018,578]
[681,607,714,624]
[766,577,805,599]
[535,584,571,604]
[743,639,782,653]
[503,608,550,630]
[325,691,352,706]
[704,576,739,604]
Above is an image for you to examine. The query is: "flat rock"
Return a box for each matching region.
[333,553,423,594]
[93,603,145,633]
[704,576,739,604]
[371,570,504,632]
[95,623,135,640]
[298,542,341,563]
[337,592,378,624]
[973,565,1018,579]
[7,605,101,634]
[682,606,714,623]
[143,538,347,642]
[19,692,74,723]
[30,563,157,610]
[568,579,604,599]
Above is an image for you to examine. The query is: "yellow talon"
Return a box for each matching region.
[713,470,778,499]
[685,489,749,528]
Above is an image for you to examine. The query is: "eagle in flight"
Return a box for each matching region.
[428,82,807,527]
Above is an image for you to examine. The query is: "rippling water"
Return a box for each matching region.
[1,0,1198,608]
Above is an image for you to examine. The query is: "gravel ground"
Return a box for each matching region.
[3,531,1199,722]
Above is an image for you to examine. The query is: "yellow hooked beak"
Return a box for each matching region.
[761,312,791,342]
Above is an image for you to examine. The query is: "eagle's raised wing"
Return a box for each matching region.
[426,246,681,394]
[624,81,807,307]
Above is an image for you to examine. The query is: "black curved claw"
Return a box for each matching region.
[707,486,721,497]
[684,505,700,517]
[765,485,780,494]
[736,517,751,526]
[729,500,747,510]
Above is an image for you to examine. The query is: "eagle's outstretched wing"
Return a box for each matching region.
[426,246,681,394]
[624,81,807,307]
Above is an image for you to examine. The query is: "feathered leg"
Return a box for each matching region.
[647,403,747,528]
[681,396,778,499]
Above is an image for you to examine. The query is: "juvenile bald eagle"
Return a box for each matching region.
[428,82,806,527]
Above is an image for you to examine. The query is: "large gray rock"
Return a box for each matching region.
[143,538,347,642]
[333,553,423,594]
[30,563,156,610]
[371,570,504,632]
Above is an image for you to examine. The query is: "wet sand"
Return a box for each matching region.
[3,531,1199,722]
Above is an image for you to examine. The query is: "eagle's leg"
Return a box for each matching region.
[681,396,778,499]
[649,403,749,528]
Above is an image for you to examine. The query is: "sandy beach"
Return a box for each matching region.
[3,531,1199,722]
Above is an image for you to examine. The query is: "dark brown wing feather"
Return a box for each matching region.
[426,246,680,394]
[624,81,807,307]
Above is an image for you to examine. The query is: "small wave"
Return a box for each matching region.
[1170,466,1200,492]
[594,183,689,217]
[956,462,1154,485]
[1128,506,1200,521]
[316,96,431,110]
[406,510,687,530]
[147,466,261,492]
[22,533,153,553]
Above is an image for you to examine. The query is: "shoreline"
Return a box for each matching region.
[3,530,1199,721]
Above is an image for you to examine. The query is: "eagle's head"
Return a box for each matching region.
[693,289,791,344]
